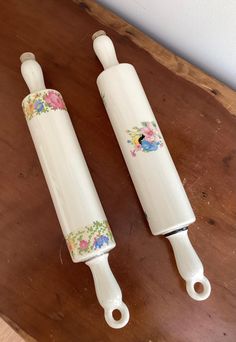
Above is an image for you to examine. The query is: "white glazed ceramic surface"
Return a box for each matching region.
[97,64,195,235]
[20,54,129,328]
[22,90,115,263]
[86,253,129,328]
[93,32,211,301]
[167,230,211,301]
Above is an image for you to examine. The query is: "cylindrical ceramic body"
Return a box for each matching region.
[22,89,115,262]
[97,64,195,235]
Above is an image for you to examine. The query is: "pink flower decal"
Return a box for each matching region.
[22,90,67,121]
[44,91,66,110]
[141,122,156,142]
[127,121,163,156]
[79,240,89,250]
[65,220,114,260]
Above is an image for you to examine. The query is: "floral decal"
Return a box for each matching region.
[22,90,66,120]
[126,121,163,157]
[65,220,114,260]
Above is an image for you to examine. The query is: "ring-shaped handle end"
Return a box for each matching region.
[105,302,129,329]
[186,275,211,301]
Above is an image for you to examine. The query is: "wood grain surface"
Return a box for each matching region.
[0,316,35,342]
[0,0,235,341]
[0,317,24,342]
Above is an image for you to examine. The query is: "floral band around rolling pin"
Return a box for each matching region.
[22,90,67,120]
[127,121,164,157]
[65,220,114,260]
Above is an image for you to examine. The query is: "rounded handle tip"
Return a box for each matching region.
[92,30,106,41]
[20,52,35,63]
[186,275,211,301]
[92,31,119,70]
[105,302,129,329]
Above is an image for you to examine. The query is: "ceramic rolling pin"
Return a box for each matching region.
[92,31,211,301]
[20,52,129,328]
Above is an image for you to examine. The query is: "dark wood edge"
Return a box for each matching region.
[73,0,236,116]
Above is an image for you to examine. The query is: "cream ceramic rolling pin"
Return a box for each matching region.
[20,52,129,328]
[92,31,211,301]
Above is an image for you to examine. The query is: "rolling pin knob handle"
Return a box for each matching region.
[20,52,46,93]
[92,31,119,70]
[86,253,129,328]
[165,228,211,301]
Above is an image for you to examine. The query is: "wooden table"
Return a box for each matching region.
[0,1,236,341]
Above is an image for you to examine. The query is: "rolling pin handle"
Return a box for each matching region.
[165,228,211,301]
[92,31,119,70]
[86,253,129,328]
[20,52,46,93]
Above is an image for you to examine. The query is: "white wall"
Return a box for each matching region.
[97,0,236,90]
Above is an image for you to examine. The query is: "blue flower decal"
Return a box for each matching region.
[34,99,44,113]
[126,122,164,156]
[94,235,109,249]
[141,139,158,151]
[65,220,114,258]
